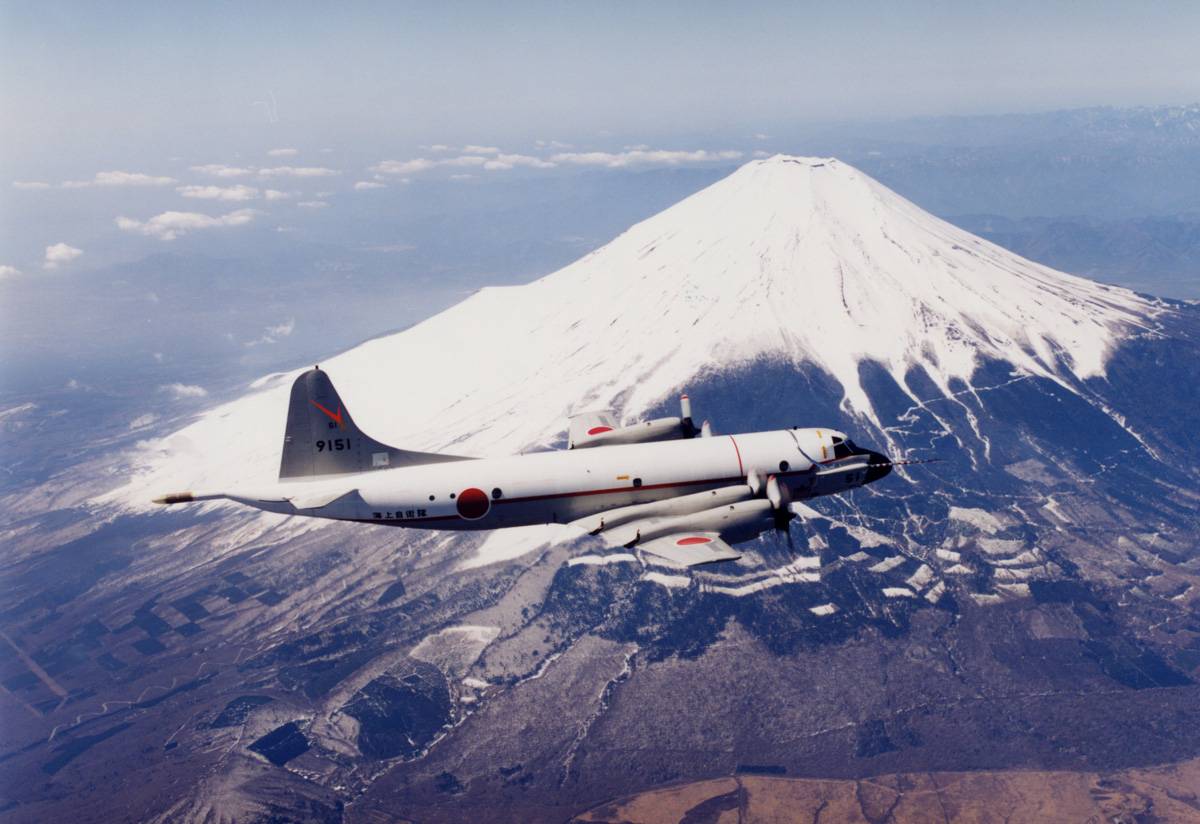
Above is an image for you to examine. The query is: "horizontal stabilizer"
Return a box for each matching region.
[287,488,359,510]
[638,532,741,568]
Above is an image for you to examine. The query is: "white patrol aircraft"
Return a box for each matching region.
[155,368,897,567]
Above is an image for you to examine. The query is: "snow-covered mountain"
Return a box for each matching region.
[6,155,1198,824]
[111,155,1158,507]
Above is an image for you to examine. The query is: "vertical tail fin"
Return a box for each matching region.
[279,368,469,480]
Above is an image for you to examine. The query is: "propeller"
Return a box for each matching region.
[766,474,797,552]
[679,394,717,439]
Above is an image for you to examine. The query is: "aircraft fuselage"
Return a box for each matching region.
[231,428,889,529]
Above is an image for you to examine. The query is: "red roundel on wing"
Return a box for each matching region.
[587,426,613,435]
[676,536,713,546]
[456,487,490,520]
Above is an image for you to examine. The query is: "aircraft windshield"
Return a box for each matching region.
[831,435,855,459]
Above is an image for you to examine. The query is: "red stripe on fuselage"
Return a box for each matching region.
[728,435,744,476]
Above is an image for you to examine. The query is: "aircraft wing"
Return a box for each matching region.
[636,531,741,568]
[568,410,619,449]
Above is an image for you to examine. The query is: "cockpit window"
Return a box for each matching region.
[832,436,855,459]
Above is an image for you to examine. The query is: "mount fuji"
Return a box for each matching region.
[112,155,1157,505]
[2,156,1198,823]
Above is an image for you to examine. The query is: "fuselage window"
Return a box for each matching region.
[779,460,790,472]
[492,488,503,499]
[633,477,643,488]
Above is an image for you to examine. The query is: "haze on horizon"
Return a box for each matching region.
[4,2,1199,167]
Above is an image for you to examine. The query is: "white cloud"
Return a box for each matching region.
[263,189,292,200]
[425,144,452,152]
[95,170,177,186]
[176,184,259,201]
[116,208,258,241]
[267,147,299,157]
[44,243,83,269]
[257,166,338,178]
[128,412,158,429]
[63,170,176,188]
[267,318,294,337]
[191,164,254,177]
[550,149,743,168]
[482,153,557,171]
[373,148,739,176]
[372,154,519,175]
[0,264,21,278]
[372,158,436,175]
[161,383,208,399]
[297,200,328,209]
[754,133,771,140]
[246,318,295,346]
[353,180,387,190]
[13,181,51,190]
[535,139,573,149]
[449,174,474,181]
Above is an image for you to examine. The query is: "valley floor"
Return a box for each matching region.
[571,757,1200,823]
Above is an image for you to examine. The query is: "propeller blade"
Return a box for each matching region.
[747,469,764,495]
[766,474,791,510]
[679,394,697,438]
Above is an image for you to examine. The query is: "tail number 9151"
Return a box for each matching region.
[316,439,349,452]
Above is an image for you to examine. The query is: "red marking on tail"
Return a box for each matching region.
[310,400,345,430]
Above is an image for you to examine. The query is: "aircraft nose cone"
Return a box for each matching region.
[865,451,892,483]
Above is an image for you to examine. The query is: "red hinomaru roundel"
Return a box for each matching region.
[587,426,613,435]
[676,536,712,546]
[456,487,490,520]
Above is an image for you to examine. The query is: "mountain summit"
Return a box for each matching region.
[114,155,1155,505]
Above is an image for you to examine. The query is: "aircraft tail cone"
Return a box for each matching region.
[153,491,195,505]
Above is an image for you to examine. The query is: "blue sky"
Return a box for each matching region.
[5,2,1199,165]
